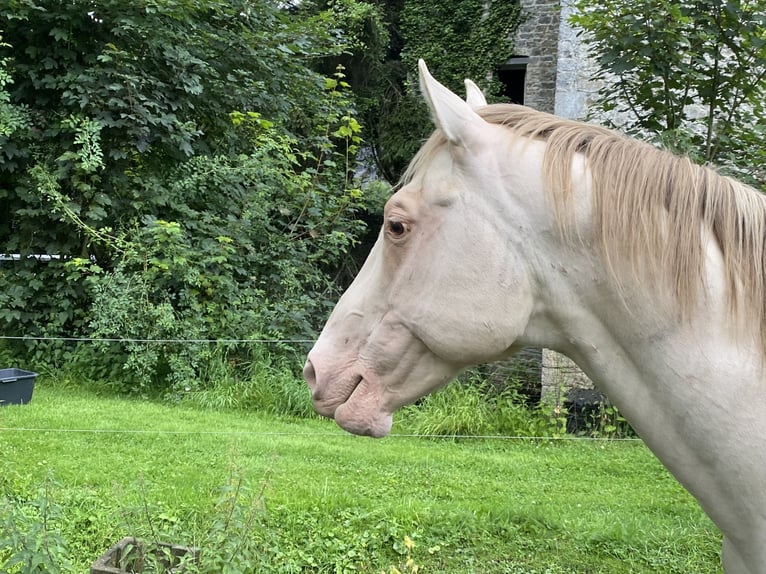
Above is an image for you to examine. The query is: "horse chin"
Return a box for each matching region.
[331,377,394,438]
[334,404,393,437]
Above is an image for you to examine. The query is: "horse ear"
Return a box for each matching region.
[464,79,487,109]
[418,59,485,147]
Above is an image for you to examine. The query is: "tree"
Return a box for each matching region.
[571,0,766,187]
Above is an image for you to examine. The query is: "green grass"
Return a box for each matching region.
[0,384,721,573]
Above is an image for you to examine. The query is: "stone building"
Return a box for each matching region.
[507,0,597,117]
[508,0,561,114]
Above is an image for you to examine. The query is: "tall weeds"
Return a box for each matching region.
[185,344,315,418]
[397,376,569,438]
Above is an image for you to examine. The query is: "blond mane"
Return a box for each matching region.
[404,103,766,351]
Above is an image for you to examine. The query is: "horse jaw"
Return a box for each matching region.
[304,315,461,437]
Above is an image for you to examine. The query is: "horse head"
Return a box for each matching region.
[303,61,548,437]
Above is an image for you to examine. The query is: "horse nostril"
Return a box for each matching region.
[303,359,317,390]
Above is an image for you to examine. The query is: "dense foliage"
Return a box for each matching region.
[330,0,523,181]
[0,0,526,394]
[0,0,369,391]
[571,0,766,187]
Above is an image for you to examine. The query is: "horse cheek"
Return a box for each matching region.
[411,256,534,363]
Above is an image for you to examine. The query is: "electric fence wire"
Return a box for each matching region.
[0,426,642,441]
[0,336,574,372]
[0,335,314,344]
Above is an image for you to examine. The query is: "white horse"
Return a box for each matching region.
[304,60,766,573]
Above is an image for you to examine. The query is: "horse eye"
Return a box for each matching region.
[388,220,406,237]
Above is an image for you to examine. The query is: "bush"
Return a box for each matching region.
[4,75,367,396]
[0,3,370,395]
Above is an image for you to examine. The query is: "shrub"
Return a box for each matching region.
[0,3,370,395]
[43,82,364,395]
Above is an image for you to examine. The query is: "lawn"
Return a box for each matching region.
[0,384,721,573]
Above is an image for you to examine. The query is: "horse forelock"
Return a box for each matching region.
[402,103,766,354]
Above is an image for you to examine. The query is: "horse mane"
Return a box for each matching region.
[404,103,766,351]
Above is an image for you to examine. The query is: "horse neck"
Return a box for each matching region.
[538,227,766,542]
[496,130,762,390]
[539,229,755,376]
[528,219,764,437]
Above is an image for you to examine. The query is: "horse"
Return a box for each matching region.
[303,60,766,573]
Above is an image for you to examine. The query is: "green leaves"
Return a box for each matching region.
[0,0,369,391]
[82,105,366,394]
[572,0,766,186]
[58,115,104,176]
[0,478,73,574]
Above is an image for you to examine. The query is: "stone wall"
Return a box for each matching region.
[553,0,600,119]
[513,0,561,113]
[540,349,596,403]
[543,2,600,399]
[510,0,613,403]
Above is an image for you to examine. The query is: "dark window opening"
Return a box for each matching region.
[497,57,529,105]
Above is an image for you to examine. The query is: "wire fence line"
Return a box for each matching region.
[0,335,628,441]
[0,336,596,404]
[0,426,642,441]
[0,335,580,373]
[0,335,314,344]
[0,334,593,397]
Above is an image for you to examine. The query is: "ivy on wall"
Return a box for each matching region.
[401,0,523,97]
[369,0,524,181]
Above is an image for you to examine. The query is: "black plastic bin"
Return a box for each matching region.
[0,368,37,405]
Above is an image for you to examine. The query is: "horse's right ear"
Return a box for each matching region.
[464,79,487,109]
[418,59,485,148]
